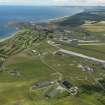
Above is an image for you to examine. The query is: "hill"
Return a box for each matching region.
[56,10,105,26]
[0,9,105,105]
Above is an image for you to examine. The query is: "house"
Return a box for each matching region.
[44,80,78,98]
[31,81,54,90]
[78,64,94,72]
[70,39,79,46]
[9,69,20,76]
[32,50,37,53]
[84,65,94,72]
[59,80,73,89]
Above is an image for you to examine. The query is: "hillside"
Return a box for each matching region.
[56,10,105,26]
[0,10,105,105]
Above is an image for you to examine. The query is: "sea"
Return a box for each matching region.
[0,6,94,38]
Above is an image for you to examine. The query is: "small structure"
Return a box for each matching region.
[59,80,78,95]
[9,69,21,76]
[31,79,78,98]
[69,87,79,96]
[101,63,105,69]
[31,81,54,90]
[55,51,64,56]
[78,64,94,72]
[32,50,37,53]
[54,51,68,57]
[70,39,79,46]
[59,80,73,89]
[44,80,79,98]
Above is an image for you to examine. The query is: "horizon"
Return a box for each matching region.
[0,4,105,6]
[0,0,105,6]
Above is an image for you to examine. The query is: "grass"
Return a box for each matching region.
[0,31,105,105]
[58,41,105,60]
[81,21,105,32]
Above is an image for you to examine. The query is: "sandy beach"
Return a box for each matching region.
[0,31,20,43]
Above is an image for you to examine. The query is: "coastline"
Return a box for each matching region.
[0,12,81,43]
[0,6,84,43]
[47,16,69,22]
[46,10,83,22]
[0,15,69,43]
[0,16,67,43]
[0,30,19,43]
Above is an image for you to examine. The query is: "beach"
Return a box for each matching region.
[0,31,20,43]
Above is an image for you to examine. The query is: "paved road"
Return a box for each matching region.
[59,49,105,63]
[48,40,105,63]
[79,43,105,46]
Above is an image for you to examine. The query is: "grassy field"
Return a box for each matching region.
[0,39,105,105]
[81,21,105,32]
[0,17,105,105]
[57,41,105,60]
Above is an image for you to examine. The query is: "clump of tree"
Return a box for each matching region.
[97,95,105,105]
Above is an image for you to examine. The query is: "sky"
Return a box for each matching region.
[0,0,105,6]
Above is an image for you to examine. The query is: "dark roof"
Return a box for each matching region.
[59,80,72,89]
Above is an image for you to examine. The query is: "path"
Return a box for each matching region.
[48,40,105,63]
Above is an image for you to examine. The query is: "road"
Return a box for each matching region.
[48,40,105,64]
[59,49,105,63]
[79,43,105,46]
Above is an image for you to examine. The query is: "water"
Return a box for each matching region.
[0,6,85,38]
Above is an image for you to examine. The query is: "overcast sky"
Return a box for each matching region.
[0,0,105,6]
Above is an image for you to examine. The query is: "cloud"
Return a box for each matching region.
[0,0,105,5]
[52,0,105,5]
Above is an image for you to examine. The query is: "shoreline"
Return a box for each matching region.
[0,15,69,43]
[47,10,83,22]
[0,35,14,42]
[0,12,81,43]
[47,16,69,22]
[0,30,20,43]
[0,16,67,43]
[0,15,67,43]
[37,11,83,23]
[34,15,70,24]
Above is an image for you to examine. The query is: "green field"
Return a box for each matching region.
[0,10,105,105]
[0,39,105,105]
[81,21,105,32]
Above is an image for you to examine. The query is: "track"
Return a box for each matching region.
[48,40,105,63]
